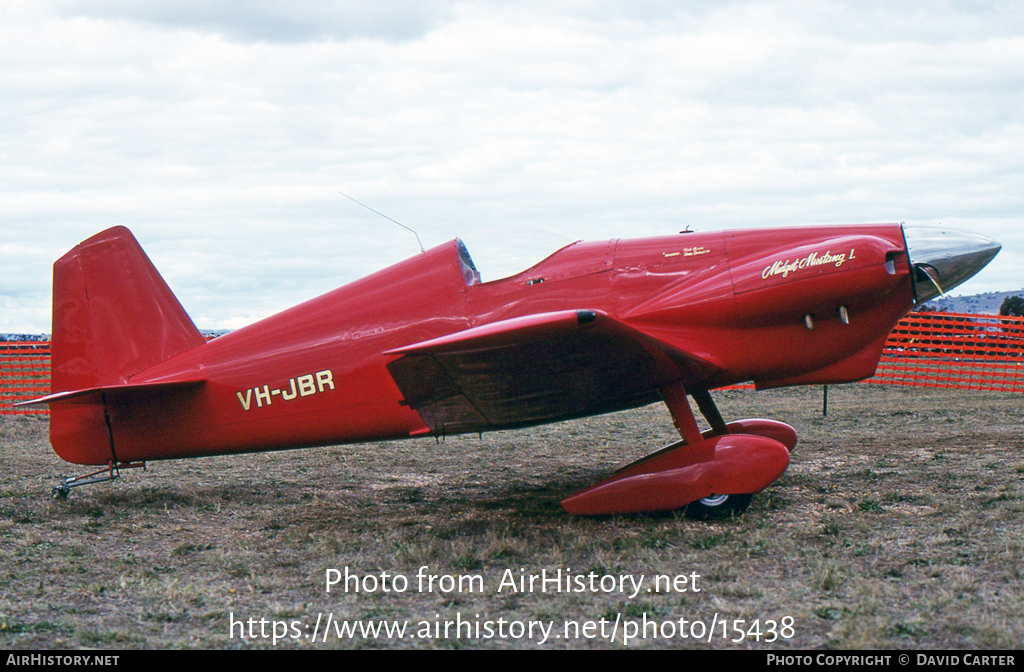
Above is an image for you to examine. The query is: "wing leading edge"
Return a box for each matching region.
[385,309,721,435]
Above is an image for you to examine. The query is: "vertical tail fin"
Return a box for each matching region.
[49,226,206,464]
[51,226,205,391]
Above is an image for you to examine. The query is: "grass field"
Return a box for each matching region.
[0,384,1022,649]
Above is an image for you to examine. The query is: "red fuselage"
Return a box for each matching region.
[50,224,914,465]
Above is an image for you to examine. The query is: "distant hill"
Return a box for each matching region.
[0,334,50,342]
[921,289,1024,315]
[1,330,229,342]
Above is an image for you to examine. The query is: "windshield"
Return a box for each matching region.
[456,238,481,286]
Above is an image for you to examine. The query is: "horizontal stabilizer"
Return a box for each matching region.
[17,378,205,410]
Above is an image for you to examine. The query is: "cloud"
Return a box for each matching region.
[1,2,1021,332]
[52,0,456,42]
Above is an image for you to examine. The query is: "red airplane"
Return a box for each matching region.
[25,223,999,517]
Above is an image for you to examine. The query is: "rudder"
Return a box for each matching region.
[49,226,206,464]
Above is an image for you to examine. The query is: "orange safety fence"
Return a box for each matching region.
[3,313,1024,415]
[0,341,50,415]
[866,311,1024,392]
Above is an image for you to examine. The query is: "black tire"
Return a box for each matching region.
[684,493,752,520]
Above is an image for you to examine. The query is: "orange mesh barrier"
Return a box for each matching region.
[0,341,51,415]
[867,311,1024,392]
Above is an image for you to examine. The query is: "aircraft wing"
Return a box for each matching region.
[385,309,721,434]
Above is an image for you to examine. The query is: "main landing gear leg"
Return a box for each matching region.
[690,388,728,437]
[660,383,751,519]
[660,381,705,446]
[52,460,146,500]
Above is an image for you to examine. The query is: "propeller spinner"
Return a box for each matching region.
[903,226,1002,304]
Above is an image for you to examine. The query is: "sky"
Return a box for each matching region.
[1,0,1022,333]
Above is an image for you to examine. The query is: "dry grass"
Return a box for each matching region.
[0,384,1022,649]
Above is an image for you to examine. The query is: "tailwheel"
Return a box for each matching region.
[684,493,752,520]
[50,460,146,499]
